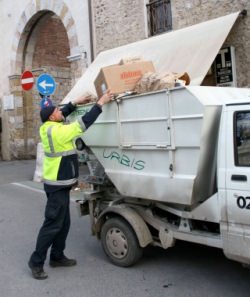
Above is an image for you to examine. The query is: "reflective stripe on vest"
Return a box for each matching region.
[45,125,77,157]
[43,177,78,186]
[78,118,86,131]
[44,149,77,157]
[47,126,55,153]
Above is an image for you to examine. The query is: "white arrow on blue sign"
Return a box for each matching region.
[36,73,56,96]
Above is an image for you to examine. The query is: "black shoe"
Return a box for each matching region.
[28,262,48,280]
[49,256,77,267]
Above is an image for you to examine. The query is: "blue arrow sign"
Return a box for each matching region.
[36,73,56,96]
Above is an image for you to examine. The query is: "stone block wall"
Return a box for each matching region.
[8,75,27,159]
[92,0,146,54]
[171,0,248,29]
[171,0,250,87]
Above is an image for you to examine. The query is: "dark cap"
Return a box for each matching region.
[40,106,56,123]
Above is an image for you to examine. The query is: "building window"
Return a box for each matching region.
[147,0,172,36]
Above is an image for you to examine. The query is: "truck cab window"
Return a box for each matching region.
[235,111,250,166]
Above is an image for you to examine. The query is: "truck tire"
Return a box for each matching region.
[100,217,143,267]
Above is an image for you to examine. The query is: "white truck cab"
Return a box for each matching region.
[219,103,250,264]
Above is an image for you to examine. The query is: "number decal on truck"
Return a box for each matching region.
[236,196,250,209]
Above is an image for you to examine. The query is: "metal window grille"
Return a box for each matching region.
[147,0,172,36]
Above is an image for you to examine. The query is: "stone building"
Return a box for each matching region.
[0,0,249,160]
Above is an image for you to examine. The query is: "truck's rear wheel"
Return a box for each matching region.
[100,217,143,267]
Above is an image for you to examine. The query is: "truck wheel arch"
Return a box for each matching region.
[95,206,153,248]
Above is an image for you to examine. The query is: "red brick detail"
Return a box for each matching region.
[33,16,70,68]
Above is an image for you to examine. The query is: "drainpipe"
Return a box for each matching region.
[88,0,95,62]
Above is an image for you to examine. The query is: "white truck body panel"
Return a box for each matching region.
[74,87,250,206]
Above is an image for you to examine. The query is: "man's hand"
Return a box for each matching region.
[72,95,92,105]
[97,89,114,106]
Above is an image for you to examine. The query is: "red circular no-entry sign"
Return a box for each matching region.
[21,70,34,91]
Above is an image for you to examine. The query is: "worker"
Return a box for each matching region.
[28,90,113,280]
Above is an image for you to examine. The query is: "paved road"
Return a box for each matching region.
[0,160,249,297]
[0,160,35,185]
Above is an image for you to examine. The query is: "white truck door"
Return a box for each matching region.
[223,104,250,264]
[226,106,250,223]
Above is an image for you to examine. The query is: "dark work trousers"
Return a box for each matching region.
[29,187,71,268]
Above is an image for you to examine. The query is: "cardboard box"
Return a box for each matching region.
[94,61,155,97]
[119,56,143,65]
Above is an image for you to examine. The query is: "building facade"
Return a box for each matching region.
[0,0,249,160]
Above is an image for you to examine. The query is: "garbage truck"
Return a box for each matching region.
[69,86,250,267]
[60,11,250,266]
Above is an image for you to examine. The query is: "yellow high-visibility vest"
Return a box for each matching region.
[40,120,85,186]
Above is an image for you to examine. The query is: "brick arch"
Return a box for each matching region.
[6,0,81,160]
[11,0,79,75]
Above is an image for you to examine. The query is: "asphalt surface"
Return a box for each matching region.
[0,160,249,297]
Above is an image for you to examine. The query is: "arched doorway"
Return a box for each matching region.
[22,11,72,150]
[6,3,85,160]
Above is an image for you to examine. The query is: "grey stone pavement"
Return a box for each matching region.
[0,160,249,297]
